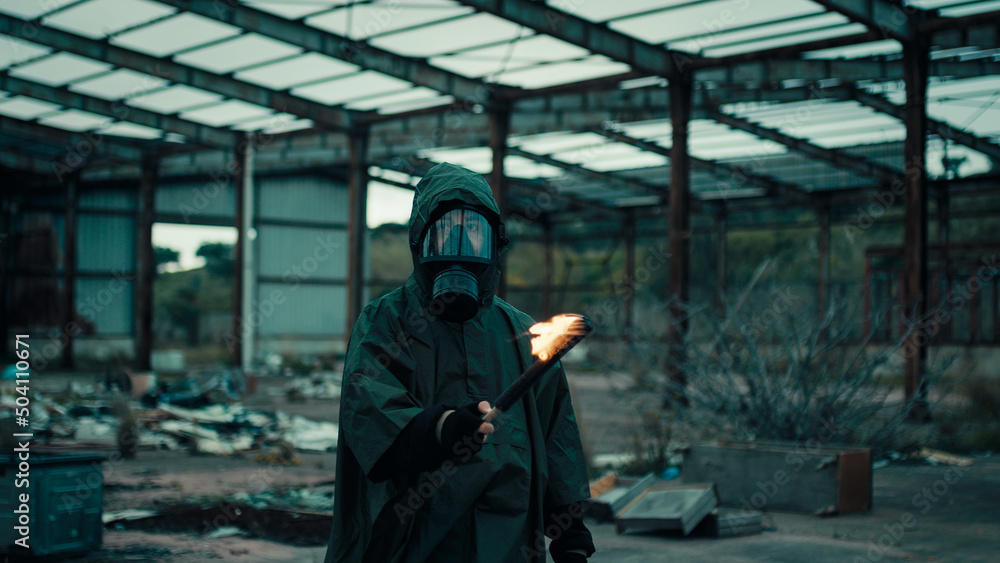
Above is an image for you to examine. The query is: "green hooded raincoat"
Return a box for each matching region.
[325,163,590,563]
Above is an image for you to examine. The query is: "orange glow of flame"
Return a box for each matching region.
[530,314,584,362]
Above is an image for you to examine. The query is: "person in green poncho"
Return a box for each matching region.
[325,162,595,563]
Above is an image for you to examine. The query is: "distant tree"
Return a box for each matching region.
[154,246,180,274]
[196,242,234,276]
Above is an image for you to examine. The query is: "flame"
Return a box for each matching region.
[530,314,585,361]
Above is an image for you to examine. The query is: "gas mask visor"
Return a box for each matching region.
[418,207,497,322]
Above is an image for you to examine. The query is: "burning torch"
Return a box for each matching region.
[482,314,593,423]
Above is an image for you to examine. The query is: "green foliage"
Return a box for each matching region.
[154,246,180,274]
[196,242,235,276]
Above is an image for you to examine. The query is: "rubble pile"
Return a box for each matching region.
[0,367,341,457]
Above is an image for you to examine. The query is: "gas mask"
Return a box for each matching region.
[417,207,498,322]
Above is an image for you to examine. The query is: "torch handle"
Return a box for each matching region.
[486,330,590,419]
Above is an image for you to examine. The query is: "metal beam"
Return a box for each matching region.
[812,0,916,42]
[694,57,1000,86]
[346,126,371,340]
[0,72,240,148]
[705,106,903,186]
[135,153,157,371]
[155,0,498,104]
[849,87,1000,163]
[61,170,79,368]
[902,37,930,421]
[0,116,145,175]
[506,146,666,204]
[668,71,691,402]
[490,98,511,299]
[0,15,356,132]
[595,127,811,203]
[457,0,680,77]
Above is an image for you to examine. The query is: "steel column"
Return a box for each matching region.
[490,100,511,300]
[818,203,831,321]
[542,216,553,320]
[902,36,931,421]
[239,139,256,372]
[668,73,693,403]
[60,172,79,368]
[715,207,727,316]
[135,154,158,371]
[346,126,371,341]
[0,197,9,357]
[624,210,636,340]
[231,141,247,368]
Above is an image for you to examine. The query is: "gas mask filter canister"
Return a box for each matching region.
[418,207,496,322]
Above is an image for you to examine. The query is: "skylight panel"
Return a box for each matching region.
[804,40,901,60]
[939,0,1000,17]
[344,87,442,110]
[494,56,631,88]
[8,52,112,87]
[174,33,302,74]
[111,12,241,57]
[430,35,587,78]
[370,12,525,57]
[582,152,668,172]
[231,112,312,134]
[417,146,492,173]
[180,100,273,127]
[126,84,224,113]
[245,0,337,20]
[703,23,867,58]
[504,155,563,179]
[618,119,669,140]
[811,128,906,148]
[0,0,82,20]
[613,0,823,45]
[671,11,848,54]
[234,52,359,90]
[549,0,681,23]
[38,109,113,131]
[375,95,455,115]
[510,132,607,155]
[292,70,412,105]
[549,142,669,171]
[69,69,169,101]
[42,0,176,40]
[99,121,163,139]
[0,36,51,70]
[0,95,61,119]
[307,1,473,40]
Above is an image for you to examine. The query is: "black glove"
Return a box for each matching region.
[548,503,596,561]
[368,404,450,482]
[439,402,487,461]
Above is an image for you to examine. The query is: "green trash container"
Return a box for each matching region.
[0,453,104,557]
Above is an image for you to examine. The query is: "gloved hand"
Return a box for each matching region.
[438,401,494,460]
[553,553,588,563]
[368,401,494,482]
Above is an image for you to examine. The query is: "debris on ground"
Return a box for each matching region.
[0,367,338,458]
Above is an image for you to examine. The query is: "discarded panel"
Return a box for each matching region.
[692,508,764,538]
[615,483,718,536]
[585,472,658,523]
[682,440,871,515]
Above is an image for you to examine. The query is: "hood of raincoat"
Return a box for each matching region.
[408,162,506,307]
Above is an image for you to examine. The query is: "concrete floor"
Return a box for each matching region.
[15,372,1000,562]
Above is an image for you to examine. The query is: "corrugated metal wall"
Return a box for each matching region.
[155,179,237,222]
[253,175,350,351]
[76,189,137,337]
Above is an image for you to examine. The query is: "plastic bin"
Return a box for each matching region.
[0,453,104,557]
